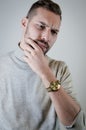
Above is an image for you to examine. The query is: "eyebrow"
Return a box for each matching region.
[39,21,59,32]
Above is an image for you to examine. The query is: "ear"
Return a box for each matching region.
[21,17,28,29]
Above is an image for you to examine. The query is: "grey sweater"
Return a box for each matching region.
[0,46,85,130]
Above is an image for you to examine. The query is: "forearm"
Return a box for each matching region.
[48,87,80,126]
[41,68,80,126]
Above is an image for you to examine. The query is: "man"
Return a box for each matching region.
[0,0,85,129]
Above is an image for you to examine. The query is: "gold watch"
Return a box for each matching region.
[47,80,61,92]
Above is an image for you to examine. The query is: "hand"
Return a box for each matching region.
[22,38,49,77]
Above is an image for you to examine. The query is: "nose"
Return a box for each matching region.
[41,29,51,42]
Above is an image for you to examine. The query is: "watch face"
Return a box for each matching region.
[51,85,58,91]
[47,80,61,92]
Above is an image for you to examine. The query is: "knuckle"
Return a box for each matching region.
[33,51,37,56]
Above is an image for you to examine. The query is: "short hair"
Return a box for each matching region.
[26,0,62,20]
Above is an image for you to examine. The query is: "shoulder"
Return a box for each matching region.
[0,51,15,75]
[0,51,14,65]
[46,55,68,72]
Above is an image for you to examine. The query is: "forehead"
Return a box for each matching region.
[29,7,61,29]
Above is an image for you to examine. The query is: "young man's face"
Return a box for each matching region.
[24,7,61,54]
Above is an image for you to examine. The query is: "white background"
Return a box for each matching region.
[0,0,86,111]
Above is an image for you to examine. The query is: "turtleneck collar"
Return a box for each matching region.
[13,43,50,70]
[11,43,30,69]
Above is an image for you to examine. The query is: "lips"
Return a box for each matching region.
[34,40,49,54]
[38,44,46,52]
[38,43,49,54]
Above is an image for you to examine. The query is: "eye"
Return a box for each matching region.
[37,24,45,30]
[51,30,57,35]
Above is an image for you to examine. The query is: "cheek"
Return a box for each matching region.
[25,26,40,40]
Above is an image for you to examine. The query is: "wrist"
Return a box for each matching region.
[40,67,57,89]
[47,80,61,92]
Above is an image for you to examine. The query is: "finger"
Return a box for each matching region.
[24,50,31,58]
[22,41,34,53]
[25,38,41,51]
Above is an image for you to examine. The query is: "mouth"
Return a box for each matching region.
[34,40,49,54]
